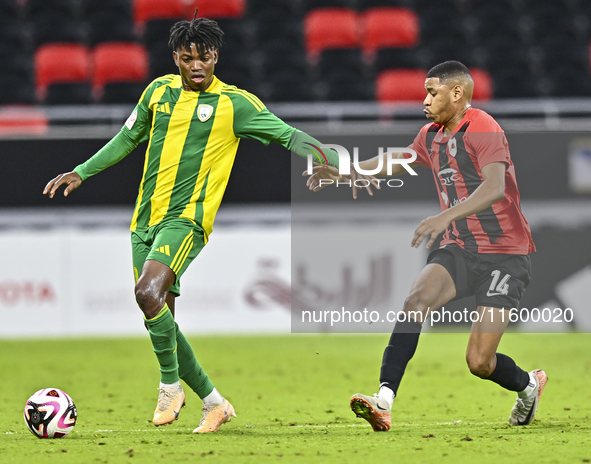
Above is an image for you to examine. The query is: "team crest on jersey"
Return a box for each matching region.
[197,104,213,122]
[448,137,458,157]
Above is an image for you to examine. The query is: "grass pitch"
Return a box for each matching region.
[1,333,590,464]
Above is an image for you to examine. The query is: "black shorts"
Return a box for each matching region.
[427,244,532,309]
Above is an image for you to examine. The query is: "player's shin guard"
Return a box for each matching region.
[486,353,530,392]
[379,319,422,395]
[145,304,179,384]
[175,322,215,399]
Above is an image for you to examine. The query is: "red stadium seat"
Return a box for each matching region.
[134,0,185,24]
[361,7,419,55]
[35,44,90,94]
[470,68,493,101]
[92,43,149,89]
[376,69,427,102]
[305,9,359,58]
[189,0,245,18]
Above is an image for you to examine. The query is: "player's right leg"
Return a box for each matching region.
[132,224,198,427]
[134,259,184,426]
[351,261,456,431]
[467,311,548,426]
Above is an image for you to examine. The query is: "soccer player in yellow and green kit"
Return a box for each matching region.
[43,15,345,433]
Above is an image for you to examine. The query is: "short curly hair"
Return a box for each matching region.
[168,10,224,55]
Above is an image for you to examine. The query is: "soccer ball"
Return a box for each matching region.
[23,388,77,438]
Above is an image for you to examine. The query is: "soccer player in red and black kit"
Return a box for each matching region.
[307,61,547,431]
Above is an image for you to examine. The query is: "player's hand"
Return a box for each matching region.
[43,172,82,198]
[303,162,341,192]
[303,162,381,199]
[411,213,451,249]
[347,163,381,199]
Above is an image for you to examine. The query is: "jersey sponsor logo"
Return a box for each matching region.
[448,137,457,157]
[197,104,213,122]
[156,102,171,114]
[155,245,170,256]
[125,110,138,130]
[438,167,461,186]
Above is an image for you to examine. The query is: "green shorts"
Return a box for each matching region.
[131,218,206,296]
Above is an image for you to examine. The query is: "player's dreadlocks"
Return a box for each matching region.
[168,8,224,54]
[426,60,472,84]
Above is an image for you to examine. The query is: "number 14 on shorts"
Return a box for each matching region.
[486,270,511,297]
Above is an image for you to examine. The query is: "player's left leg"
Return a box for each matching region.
[166,295,236,433]
[466,306,547,426]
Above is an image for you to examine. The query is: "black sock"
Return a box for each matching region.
[379,319,422,395]
[486,353,530,392]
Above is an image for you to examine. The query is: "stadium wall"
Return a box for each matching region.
[1,202,591,337]
[2,131,591,207]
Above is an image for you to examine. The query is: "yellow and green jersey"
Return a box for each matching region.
[74,74,339,240]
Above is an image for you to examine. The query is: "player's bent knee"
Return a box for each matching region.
[134,284,165,318]
[466,356,494,379]
[403,289,434,316]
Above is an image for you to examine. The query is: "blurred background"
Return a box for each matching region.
[1,0,591,336]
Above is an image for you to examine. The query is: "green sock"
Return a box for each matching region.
[144,304,179,384]
[175,322,215,399]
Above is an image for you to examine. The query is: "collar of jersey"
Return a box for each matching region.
[433,107,473,144]
[179,75,223,95]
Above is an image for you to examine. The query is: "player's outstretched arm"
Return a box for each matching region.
[42,130,139,199]
[43,172,82,198]
[411,162,506,249]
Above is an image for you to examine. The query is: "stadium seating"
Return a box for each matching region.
[0,0,18,19]
[304,9,359,59]
[359,0,417,8]
[425,38,479,69]
[214,44,253,90]
[419,6,466,43]
[84,0,133,18]
[2,0,590,105]
[374,47,426,72]
[133,0,185,24]
[88,12,136,46]
[257,39,308,80]
[148,42,178,80]
[256,71,312,102]
[92,43,148,103]
[144,18,179,47]
[255,13,302,47]
[27,0,77,17]
[31,13,85,47]
[35,44,91,103]
[302,0,355,11]
[361,8,419,55]
[189,0,245,19]
[0,75,36,105]
[247,0,300,16]
[375,69,427,102]
[320,73,375,101]
[546,68,591,97]
[470,69,492,101]
[490,68,537,99]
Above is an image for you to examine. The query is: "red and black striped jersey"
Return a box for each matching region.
[409,108,535,255]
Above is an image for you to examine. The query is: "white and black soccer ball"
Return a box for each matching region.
[23,388,77,438]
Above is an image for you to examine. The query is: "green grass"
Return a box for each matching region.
[1,333,590,463]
